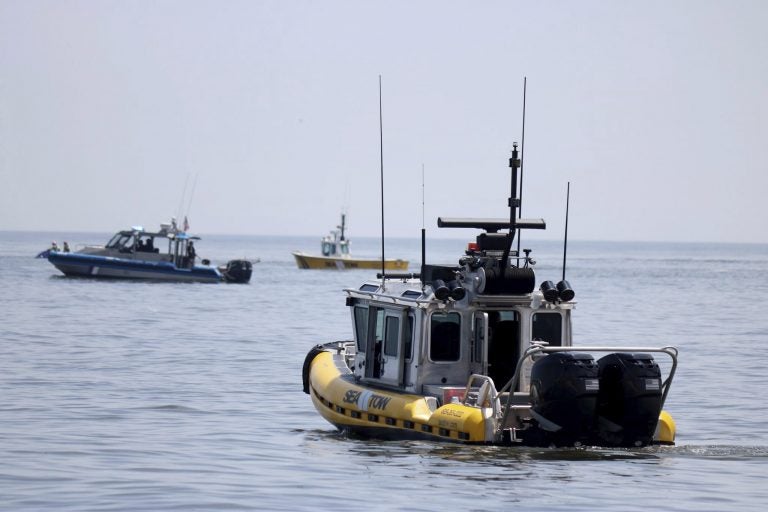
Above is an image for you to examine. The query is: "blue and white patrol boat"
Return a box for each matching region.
[45,222,252,284]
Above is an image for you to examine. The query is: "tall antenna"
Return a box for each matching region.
[378,75,386,287]
[562,181,571,281]
[516,77,527,263]
[421,163,426,289]
[421,163,425,230]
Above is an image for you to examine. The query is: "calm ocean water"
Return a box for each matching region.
[1,231,767,511]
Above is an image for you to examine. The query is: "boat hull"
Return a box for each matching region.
[305,346,492,443]
[303,344,677,446]
[292,252,408,270]
[47,252,222,283]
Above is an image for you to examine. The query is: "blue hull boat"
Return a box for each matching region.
[44,223,252,284]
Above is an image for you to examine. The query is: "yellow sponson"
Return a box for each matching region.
[655,410,676,444]
[308,351,489,443]
[293,252,409,270]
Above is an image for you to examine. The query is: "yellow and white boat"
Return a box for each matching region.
[292,213,408,270]
[302,145,678,447]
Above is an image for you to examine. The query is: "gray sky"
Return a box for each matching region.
[1,1,766,243]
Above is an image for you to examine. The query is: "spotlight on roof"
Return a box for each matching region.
[448,280,466,301]
[433,279,450,301]
[540,280,559,302]
[557,280,575,302]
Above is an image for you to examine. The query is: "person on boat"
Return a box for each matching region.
[62,242,70,253]
[145,237,155,252]
[50,241,59,252]
[187,241,196,267]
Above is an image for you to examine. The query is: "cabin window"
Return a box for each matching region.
[354,306,368,351]
[404,314,414,361]
[532,312,562,346]
[430,312,461,362]
[472,315,484,364]
[384,316,400,356]
[106,233,122,248]
[109,234,133,251]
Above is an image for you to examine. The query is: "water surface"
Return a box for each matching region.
[2,232,767,510]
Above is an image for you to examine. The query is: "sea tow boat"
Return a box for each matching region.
[303,145,679,447]
[45,222,252,283]
[292,213,408,270]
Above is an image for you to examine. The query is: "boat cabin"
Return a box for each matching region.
[346,253,575,406]
[320,213,350,257]
[87,226,202,269]
[321,232,349,257]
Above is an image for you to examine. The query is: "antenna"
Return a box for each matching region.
[378,75,386,287]
[500,142,520,271]
[421,163,425,230]
[421,163,426,288]
[516,77,527,263]
[562,181,570,281]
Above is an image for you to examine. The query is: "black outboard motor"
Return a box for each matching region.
[528,352,600,446]
[221,259,253,284]
[595,353,662,447]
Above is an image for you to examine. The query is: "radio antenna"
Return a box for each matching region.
[421,163,426,289]
[516,77,527,264]
[378,75,386,287]
[421,163,425,230]
[562,181,571,281]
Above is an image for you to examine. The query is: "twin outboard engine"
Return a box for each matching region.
[528,352,600,446]
[221,259,253,284]
[596,353,662,447]
[527,351,663,447]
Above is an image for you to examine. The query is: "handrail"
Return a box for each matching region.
[461,374,501,418]
[497,343,679,434]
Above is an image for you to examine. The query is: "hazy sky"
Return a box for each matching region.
[1,1,766,243]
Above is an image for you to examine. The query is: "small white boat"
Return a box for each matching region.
[292,213,408,270]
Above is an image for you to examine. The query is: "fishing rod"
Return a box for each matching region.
[176,173,190,228]
[183,173,198,232]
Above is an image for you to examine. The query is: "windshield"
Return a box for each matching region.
[105,233,124,248]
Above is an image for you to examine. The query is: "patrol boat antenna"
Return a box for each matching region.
[562,181,571,282]
[421,163,426,291]
[378,75,386,288]
[500,142,521,272]
[516,77,527,264]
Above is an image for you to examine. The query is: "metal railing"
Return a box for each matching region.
[497,342,679,434]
